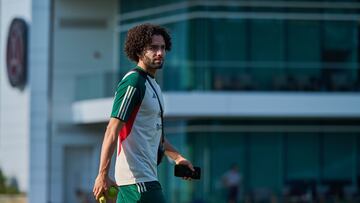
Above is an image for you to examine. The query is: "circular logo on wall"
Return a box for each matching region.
[6,18,28,88]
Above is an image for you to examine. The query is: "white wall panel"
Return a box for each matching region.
[0,0,31,192]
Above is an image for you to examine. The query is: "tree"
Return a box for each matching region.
[0,168,19,194]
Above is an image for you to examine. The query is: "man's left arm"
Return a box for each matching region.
[163,137,194,171]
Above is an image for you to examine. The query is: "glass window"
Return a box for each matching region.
[323,134,355,180]
[117,0,360,92]
[322,22,358,91]
[163,22,190,91]
[250,20,285,89]
[286,21,322,91]
[285,133,320,180]
[248,133,282,190]
[210,19,247,91]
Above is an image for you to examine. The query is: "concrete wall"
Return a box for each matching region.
[49,0,117,202]
[0,0,121,199]
[0,0,31,192]
[29,0,51,202]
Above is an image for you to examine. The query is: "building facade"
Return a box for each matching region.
[0,0,31,194]
[1,0,360,203]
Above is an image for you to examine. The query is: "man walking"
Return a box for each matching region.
[93,23,194,203]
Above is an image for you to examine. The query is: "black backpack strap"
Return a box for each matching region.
[133,68,164,133]
[131,68,163,115]
[132,68,165,164]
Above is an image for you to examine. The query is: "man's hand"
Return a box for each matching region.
[175,156,195,180]
[93,118,123,200]
[163,138,195,180]
[93,174,116,200]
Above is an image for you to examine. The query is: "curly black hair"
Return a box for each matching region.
[124,23,172,62]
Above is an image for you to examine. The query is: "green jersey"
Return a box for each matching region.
[111,67,164,186]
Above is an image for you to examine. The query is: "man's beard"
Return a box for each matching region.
[143,55,163,69]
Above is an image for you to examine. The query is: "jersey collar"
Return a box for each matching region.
[135,66,155,79]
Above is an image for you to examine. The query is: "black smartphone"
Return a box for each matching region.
[174,165,201,179]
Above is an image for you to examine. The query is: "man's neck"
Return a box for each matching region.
[137,62,156,77]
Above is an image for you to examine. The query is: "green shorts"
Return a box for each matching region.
[116,181,166,203]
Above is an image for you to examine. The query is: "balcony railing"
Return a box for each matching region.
[73,62,360,101]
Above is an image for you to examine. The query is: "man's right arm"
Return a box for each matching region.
[93,118,124,200]
[93,71,142,199]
